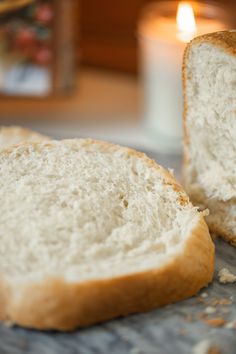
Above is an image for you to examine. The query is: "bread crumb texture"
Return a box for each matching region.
[0,139,214,330]
[183,31,236,242]
[0,139,205,282]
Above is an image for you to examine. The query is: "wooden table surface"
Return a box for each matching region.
[0,149,235,354]
[0,69,140,124]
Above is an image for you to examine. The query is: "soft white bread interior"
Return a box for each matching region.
[183,31,236,246]
[0,139,214,330]
[0,126,49,149]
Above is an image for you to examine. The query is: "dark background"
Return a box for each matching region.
[80,0,236,74]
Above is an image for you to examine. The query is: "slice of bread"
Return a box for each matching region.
[0,139,214,330]
[183,31,236,246]
[0,126,49,149]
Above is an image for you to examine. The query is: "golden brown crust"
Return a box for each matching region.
[1,218,214,331]
[0,139,215,330]
[188,31,236,57]
[182,31,236,244]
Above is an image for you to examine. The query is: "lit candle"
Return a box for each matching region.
[139,1,229,152]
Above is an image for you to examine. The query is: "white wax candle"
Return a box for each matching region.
[139,6,227,153]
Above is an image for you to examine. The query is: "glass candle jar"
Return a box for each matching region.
[138,1,232,153]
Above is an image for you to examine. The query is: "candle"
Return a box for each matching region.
[138,1,230,153]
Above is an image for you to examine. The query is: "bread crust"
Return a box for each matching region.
[0,139,215,330]
[0,126,49,147]
[182,31,236,245]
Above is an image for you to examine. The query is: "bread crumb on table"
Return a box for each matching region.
[218,268,236,284]
[201,292,208,298]
[211,298,232,306]
[225,320,236,329]
[192,340,221,354]
[205,306,216,315]
[204,317,226,327]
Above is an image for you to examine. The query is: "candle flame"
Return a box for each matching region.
[176,2,197,42]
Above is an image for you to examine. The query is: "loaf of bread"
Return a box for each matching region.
[0,139,214,330]
[183,31,236,246]
[0,126,49,149]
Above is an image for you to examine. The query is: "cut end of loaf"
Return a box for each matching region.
[183,30,236,243]
[0,139,214,330]
[0,139,202,282]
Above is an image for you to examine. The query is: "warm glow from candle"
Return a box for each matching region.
[176,2,197,42]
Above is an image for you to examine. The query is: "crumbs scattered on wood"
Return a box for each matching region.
[205,306,216,315]
[218,268,236,284]
[192,340,221,354]
[211,298,232,306]
[225,320,236,330]
[204,317,226,327]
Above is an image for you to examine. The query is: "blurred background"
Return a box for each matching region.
[0,0,235,155]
